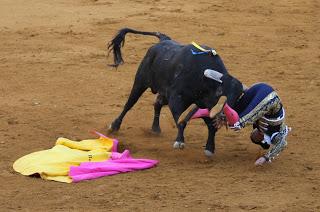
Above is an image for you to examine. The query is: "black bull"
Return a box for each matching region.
[107,28,243,156]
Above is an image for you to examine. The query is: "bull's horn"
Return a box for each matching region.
[204,69,223,83]
[209,96,227,118]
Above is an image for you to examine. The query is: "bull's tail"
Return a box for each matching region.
[107,28,171,67]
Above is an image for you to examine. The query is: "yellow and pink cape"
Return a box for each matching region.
[13,135,116,183]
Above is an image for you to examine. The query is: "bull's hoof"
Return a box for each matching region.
[107,124,116,134]
[204,150,214,157]
[173,141,185,149]
[107,124,119,134]
[151,126,161,134]
[107,119,121,134]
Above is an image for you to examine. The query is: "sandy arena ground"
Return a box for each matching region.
[0,0,319,211]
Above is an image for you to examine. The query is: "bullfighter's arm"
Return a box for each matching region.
[263,125,289,161]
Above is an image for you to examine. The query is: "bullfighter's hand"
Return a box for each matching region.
[212,113,227,129]
[254,156,268,166]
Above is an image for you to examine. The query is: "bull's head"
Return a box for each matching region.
[201,69,244,112]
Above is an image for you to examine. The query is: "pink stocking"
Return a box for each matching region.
[191,108,210,119]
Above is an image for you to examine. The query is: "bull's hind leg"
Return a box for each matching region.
[151,94,168,134]
[202,117,218,157]
[108,81,148,133]
[108,54,153,133]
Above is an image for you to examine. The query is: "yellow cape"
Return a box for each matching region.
[13,136,114,183]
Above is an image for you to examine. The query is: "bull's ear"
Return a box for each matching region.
[204,69,223,83]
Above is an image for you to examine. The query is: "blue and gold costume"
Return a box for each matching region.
[233,83,289,162]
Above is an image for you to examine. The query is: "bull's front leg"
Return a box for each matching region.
[173,121,187,149]
[202,117,217,157]
[168,95,190,150]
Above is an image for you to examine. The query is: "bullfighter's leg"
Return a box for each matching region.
[151,94,168,134]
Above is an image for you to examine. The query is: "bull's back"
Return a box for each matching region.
[148,41,196,94]
[147,41,228,97]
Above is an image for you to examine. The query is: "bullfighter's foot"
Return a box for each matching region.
[173,141,185,149]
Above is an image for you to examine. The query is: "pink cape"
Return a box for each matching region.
[69,150,158,182]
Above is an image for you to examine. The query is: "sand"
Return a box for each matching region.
[0,0,319,211]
